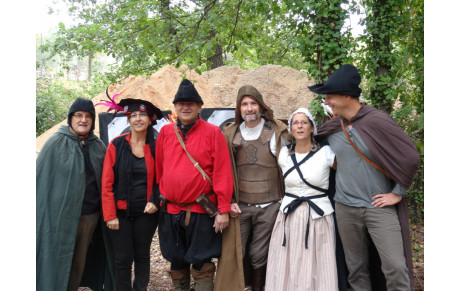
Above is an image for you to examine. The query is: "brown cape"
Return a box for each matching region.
[316,103,420,291]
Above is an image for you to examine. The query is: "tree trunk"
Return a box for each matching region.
[87,55,93,80]
[208,29,223,69]
[210,44,223,69]
[369,0,393,114]
[161,0,180,54]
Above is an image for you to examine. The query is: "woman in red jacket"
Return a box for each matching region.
[101,98,163,291]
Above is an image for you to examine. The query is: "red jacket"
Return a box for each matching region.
[155,119,233,214]
[101,132,156,222]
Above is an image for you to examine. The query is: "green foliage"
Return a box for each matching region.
[357,0,423,114]
[391,105,424,223]
[36,73,107,137]
[286,0,353,82]
[356,0,401,113]
[406,153,424,224]
[277,0,354,124]
[43,0,324,82]
[394,0,424,114]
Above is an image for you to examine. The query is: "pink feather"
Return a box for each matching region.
[95,92,124,112]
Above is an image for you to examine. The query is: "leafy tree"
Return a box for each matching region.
[356,0,423,114]
[356,0,402,113]
[36,74,106,136]
[41,0,315,81]
[394,0,423,114]
[278,0,354,124]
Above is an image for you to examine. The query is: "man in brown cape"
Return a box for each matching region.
[312,64,420,291]
[215,85,292,291]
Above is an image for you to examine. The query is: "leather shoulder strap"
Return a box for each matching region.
[340,118,392,179]
[174,124,213,185]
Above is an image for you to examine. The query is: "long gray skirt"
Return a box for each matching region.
[265,203,338,291]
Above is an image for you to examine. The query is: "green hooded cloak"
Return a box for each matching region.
[36,125,115,291]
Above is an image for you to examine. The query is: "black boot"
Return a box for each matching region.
[251,265,266,291]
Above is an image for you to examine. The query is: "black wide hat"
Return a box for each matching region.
[308,64,362,97]
[118,98,163,124]
[173,79,204,104]
[68,97,96,132]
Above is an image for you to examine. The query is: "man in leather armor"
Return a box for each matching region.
[216,85,292,291]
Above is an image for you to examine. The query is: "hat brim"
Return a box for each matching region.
[308,84,361,97]
[308,84,325,94]
[119,99,164,120]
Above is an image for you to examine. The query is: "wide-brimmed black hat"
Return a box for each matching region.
[68,97,96,132]
[308,64,362,97]
[173,79,204,104]
[118,98,163,124]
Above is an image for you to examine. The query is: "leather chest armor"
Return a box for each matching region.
[233,121,283,204]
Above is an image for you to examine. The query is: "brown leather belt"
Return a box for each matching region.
[166,192,215,226]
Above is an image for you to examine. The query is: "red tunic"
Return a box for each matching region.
[155,119,233,214]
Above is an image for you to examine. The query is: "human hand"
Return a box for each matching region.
[213,212,229,233]
[106,218,119,230]
[230,203,241,218]
[144,202,158,214]
[372,192,402,208]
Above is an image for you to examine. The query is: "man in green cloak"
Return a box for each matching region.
[36,98,115,291]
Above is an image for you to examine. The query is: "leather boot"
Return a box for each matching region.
[191,262,216,291]
[251,265,266,291]
[170,268,190,291]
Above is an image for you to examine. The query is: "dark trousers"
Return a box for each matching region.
[108,213,158,291]
[239,202,279,269]
[158,211,221,271]
[67,211,100,291]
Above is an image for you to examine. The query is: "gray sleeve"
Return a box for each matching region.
[391,183,407,196]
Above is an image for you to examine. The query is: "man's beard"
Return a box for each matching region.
[242,112,261,123]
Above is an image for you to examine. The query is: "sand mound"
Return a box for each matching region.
[36,65,315,152]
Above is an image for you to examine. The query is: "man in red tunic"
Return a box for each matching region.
[155,79,233,291]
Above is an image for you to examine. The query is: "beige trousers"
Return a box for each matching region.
[335,202,410,291]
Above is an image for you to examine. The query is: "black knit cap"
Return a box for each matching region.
[308,64,362,98]
[68,97,96,132]
[173,79,204,104]
[118,98,163,125]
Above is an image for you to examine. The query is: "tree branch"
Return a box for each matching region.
[115,0,218,82]
[223,0,243,54]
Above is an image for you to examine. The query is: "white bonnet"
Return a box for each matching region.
[287,107,317,135]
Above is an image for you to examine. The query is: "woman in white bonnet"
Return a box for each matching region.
[265,108,339,291]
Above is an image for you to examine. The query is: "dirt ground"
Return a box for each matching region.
[145,223,424,291]
[79,222,421,290]
[411,223,424,291]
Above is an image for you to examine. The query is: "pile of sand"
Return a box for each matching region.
[36,64,315,152]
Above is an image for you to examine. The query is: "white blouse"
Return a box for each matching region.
[278,145,336,219]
